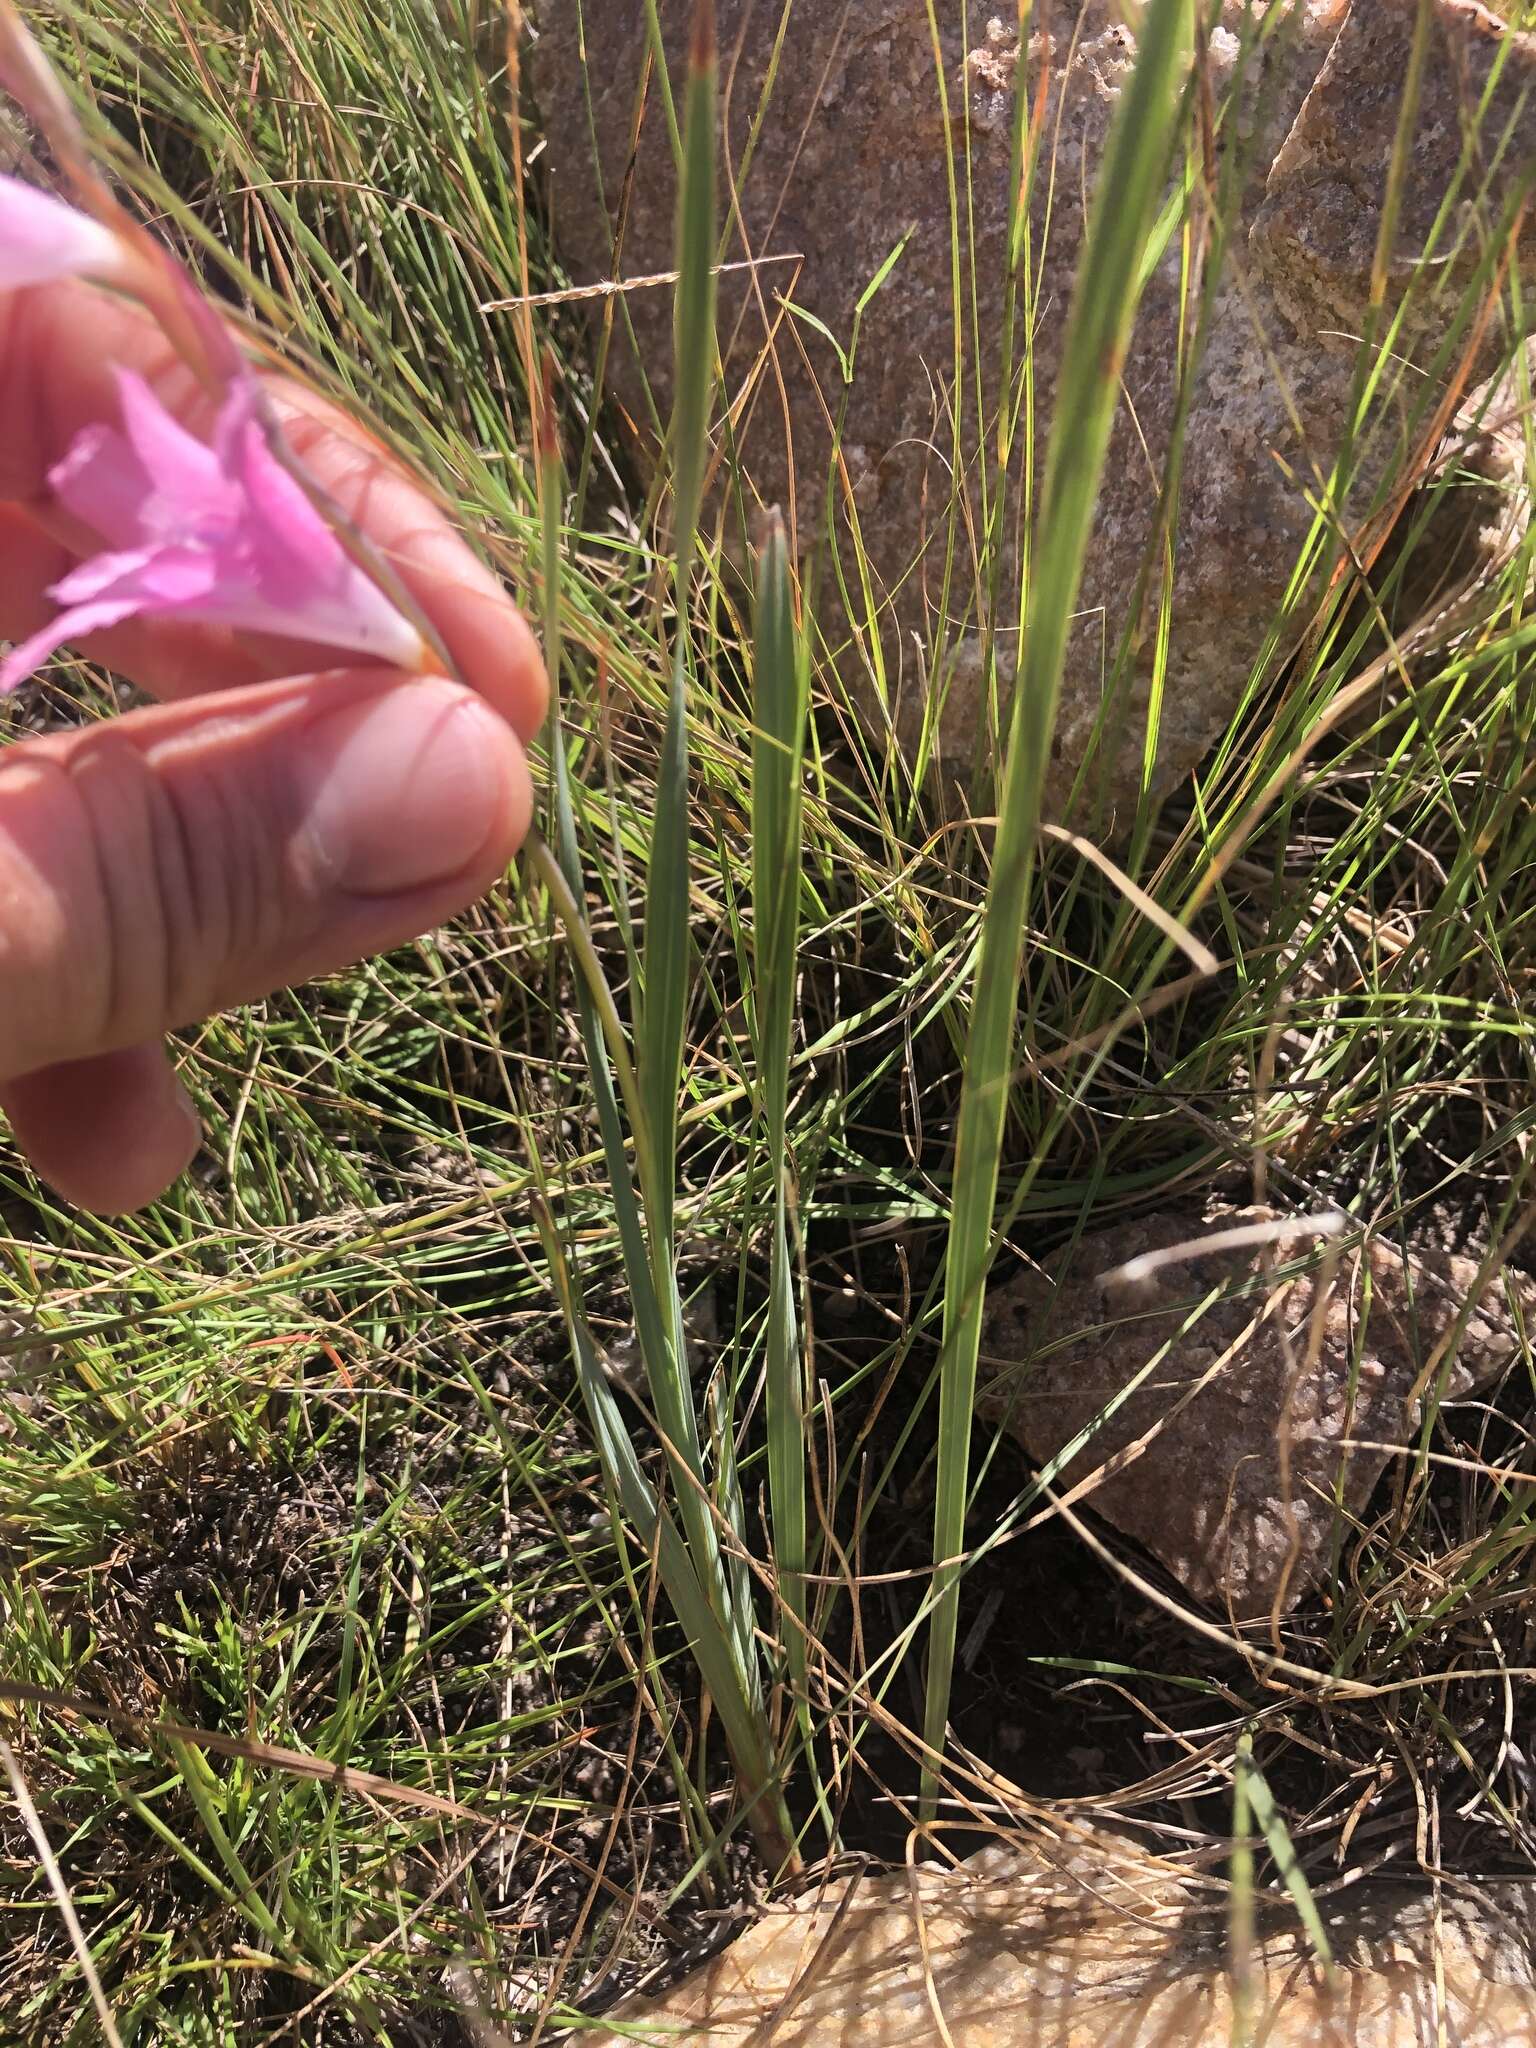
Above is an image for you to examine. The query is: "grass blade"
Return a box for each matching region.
[641,0,717,1257]
[533,1199,794,1868]
[1237,1731,1335,1974]
[750,513,814,1739]
[614,0,754,1760]
[1230,1729,1257,2047]
[1,1738,126,2048]
[535,364,675,1433]
[534,347,774,1851]
[921,0,1196,1818]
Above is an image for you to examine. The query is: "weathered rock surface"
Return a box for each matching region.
[534,0,1536,824]
[1376,338,1536,650]
[581,1828,1536,2044]
[976,1203,1536,1618]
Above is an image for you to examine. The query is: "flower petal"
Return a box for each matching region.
[49,373,240,551]
[178,567,427,667]
[25,366,426,677]
[0,173,126,291]
[229,413,338,580]
[113,369,237,530]
[49,424,153,549]
[0,595,143,693]
[223,410,425,664]
[84,546,219,610]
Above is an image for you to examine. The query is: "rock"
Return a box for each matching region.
[975,1203,1536,1619]
[1374,340,1536,653]
[579,1828,1536,2045]
[533,1,1536,826]
[1251,0,1536,349]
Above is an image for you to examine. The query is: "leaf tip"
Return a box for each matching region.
[689,0,717,71]
[536,350,560,465]
[752,504,787,556]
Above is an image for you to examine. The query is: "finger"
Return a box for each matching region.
[0,284,548,740]
[0,668,531,1084]
[0,1043,201,1215]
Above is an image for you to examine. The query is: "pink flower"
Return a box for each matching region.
[0,171,125,290]
[0,370,426,690]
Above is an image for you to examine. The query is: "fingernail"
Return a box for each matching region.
[299,680,508,896]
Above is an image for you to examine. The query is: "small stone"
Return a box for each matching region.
[976,1203,1536,1619]
[578,1828,1536,2045]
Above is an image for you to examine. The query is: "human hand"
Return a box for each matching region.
[0,284,546,1214]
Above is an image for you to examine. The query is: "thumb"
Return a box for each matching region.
[0,669,532,1085]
